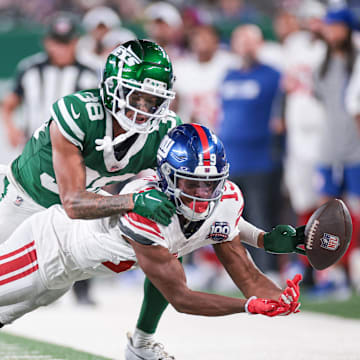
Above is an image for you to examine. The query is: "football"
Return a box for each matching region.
[305,199,352,270]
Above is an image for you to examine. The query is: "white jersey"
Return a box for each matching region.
[174,50,238,132]
[283,31,326,162]
[30,176,244,290]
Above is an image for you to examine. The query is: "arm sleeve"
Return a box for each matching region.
[238,217,263,248]
[50,94,87,150]
[119,212,168,247]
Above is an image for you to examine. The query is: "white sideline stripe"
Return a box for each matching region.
[58,98,85,140]
[0,261,38,282]
[0,356,64,359]
[0,245,36,265]
[0,344,65,359]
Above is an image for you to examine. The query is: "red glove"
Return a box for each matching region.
[278,273,302,314]
[245,296,290,317]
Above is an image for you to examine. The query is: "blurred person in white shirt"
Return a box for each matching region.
[257,10,300,71]
[76,6,122,72]
[143,1,184,61]
[173,24,237,132]
[98,28,137,62]
[310,5,360,298]
[282,0,327,227]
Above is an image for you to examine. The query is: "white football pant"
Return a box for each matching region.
[0,182,45,244]
[0,219,71,325]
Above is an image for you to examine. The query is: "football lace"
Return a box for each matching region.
[306,219,319,250]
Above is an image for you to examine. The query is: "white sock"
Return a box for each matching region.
[132,328,154,348]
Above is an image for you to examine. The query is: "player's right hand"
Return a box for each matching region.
[245,296,291,317]
[278,274,302,314]
[133,190,176,226]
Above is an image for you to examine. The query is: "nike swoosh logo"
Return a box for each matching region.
[70,104,80,119]
[145,193,162,202]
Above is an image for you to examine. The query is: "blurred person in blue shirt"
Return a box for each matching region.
[219,24,283,273]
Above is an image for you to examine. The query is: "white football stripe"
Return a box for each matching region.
[0,244,36,265]
[51,107,83,150]
[0,260,38,282]
[58,98,85,140]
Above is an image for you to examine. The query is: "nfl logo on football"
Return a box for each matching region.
[320,233,340,251]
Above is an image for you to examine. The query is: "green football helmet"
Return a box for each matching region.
[100,39,176,143]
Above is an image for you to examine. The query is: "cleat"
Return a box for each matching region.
[125,332,175,360]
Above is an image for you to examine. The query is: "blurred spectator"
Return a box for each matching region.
[116,0,145,23]
[143,1,184,60]
[173,25,237,131]
[76,6,122,71]
[274,10,300,43]
[98,27,136,60]
[312,6,360,297]
[256,9,301,72]
[282,0,327,227]
[218,24,283,274]
[211,0,275,44]
[2,12,98,148]
[277,0,327,286]
[1,12,98,305]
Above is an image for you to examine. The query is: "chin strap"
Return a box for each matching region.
[95,129,137,153]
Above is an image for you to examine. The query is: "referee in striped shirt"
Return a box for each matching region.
[2,12,98,305]
[2,12,98,148]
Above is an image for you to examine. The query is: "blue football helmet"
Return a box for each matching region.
[157,123,229,222]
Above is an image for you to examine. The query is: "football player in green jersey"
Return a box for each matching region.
[0,39,181,358]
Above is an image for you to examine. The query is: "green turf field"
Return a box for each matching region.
[0,332,112,360]
[300,293,360,319]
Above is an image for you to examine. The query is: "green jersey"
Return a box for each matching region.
[11,88,181,208]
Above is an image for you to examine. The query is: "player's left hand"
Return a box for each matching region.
[245,296,291,317]
[278,274,302,314]
[263,225,306,255]
[133,189,176,226]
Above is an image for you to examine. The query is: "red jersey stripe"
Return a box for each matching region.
[0,241,35,261]
[138,187,156,194]
[0,249,37,277]
[102,260,135,273]
[191,124,211,163]
[124,214,165,240]
[0,264,39,286]
[127,212,161,234]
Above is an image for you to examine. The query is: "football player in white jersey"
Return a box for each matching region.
[0,124,302,359]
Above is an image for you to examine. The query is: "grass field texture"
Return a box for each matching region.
[301,293,360,318]
[0,332,111,360]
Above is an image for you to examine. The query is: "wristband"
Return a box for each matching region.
[244,296,257,314]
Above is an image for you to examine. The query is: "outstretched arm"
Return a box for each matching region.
[213,235,283,300]
[129,237,283,317]
[238,217,305,255]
